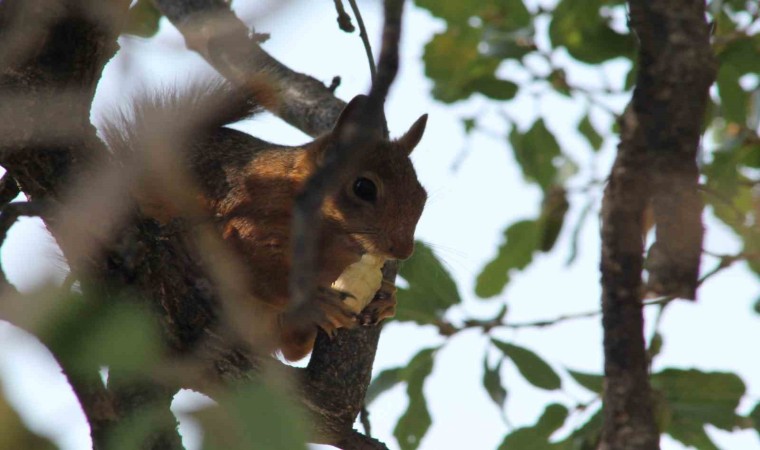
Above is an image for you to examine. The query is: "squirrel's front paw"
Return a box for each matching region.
[313,286,360,337]
[358,279,397,326]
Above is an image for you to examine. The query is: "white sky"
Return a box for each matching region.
[0,1,759,449]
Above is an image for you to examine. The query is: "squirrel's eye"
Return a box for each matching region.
[353,177,377,203]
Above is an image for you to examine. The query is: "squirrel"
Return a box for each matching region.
[102,79,428,360]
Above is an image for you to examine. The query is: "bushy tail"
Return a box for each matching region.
[100,77,274,160]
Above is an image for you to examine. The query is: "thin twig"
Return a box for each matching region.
[436,297,675,336]
[360,405,372,437]
[0,174,20,206]
[333,0,355,32]
[347,0,377,81]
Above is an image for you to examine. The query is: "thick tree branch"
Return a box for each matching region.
[152,0,346,137]
[599,1,715,449]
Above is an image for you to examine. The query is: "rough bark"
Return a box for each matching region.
[598,1,716,449]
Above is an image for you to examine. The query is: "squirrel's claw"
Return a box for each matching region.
[314,286,359,337]
[359,279,397,326]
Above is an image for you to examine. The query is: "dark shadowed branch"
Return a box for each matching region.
[598,1,715,449]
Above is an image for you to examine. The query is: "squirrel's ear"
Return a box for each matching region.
[332,95,384,139]
[398,114,428,155]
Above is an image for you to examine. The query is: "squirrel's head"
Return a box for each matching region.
[314,95,428,260]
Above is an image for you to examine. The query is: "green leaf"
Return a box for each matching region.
[396,241,462,324]
[123,0,162,38]
[493,340,562,390]
[475,219,541,298]
[197,384,308,450]
[41,294,161,377]
[366,367,404,405]
[754,296,760,315]
[565,198,594,266]
[394,348,438,450]
[483,357,508,411]
[416,0,532,31]
[423,28,501,103]
[648,332,664,360]
[717,64,748,124]
[414,0,482,24]
[716,34,760,76]
[498,404,569,450]
[475,78,519,101]
[652,369,746,448]
[568,370,604,393]
[750,403,760,433]
[556,408,603,449]
[538,186,570,252]
[509,119,561,191]
[549,0,633,64]
[462,117,476,134]
[578,114,603,151]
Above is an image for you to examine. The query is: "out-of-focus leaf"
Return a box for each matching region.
[556,407,602,449]
[396,241,461,324]
[509,119,561,191]
[716,34,760,75]
[413,0,481,24]
[717,65,748,125]
[483,357,508,411]
[648,332,664,360]
[549,69,572,97]
[565,198,594,266]
[493,340,562,390]
[578,114,603,151]
[416,0,532,31]
[462,117,476,134]
[652,369,745,449]
[41,294,161,377]
[568,370,603,393]
[538,186,570,252]
[366,367,404,405]
[0,393,57,450]
[394,348,438,450]
[483,24,536,61]
[549,0,633,64]
[198,384,308,450]
[423,27,501,103]
[123,0,162,38]
[498,404,569,450]
[753,296,760,315]
[475,219,540,298]
[475,78,519,100]
[109,405,178,450]
[750,403,760,433]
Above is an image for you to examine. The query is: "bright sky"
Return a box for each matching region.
[0,1,759,449]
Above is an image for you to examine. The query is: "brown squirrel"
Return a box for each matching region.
[103,79,427,360]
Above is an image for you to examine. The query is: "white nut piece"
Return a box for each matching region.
[331,253,386,314]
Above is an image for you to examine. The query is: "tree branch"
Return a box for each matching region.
[635,1,716,300]
[347,0,377,82]
[152,0,346,137]
[598,1,715,449]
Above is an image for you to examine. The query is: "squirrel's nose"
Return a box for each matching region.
[388,240,414,260]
